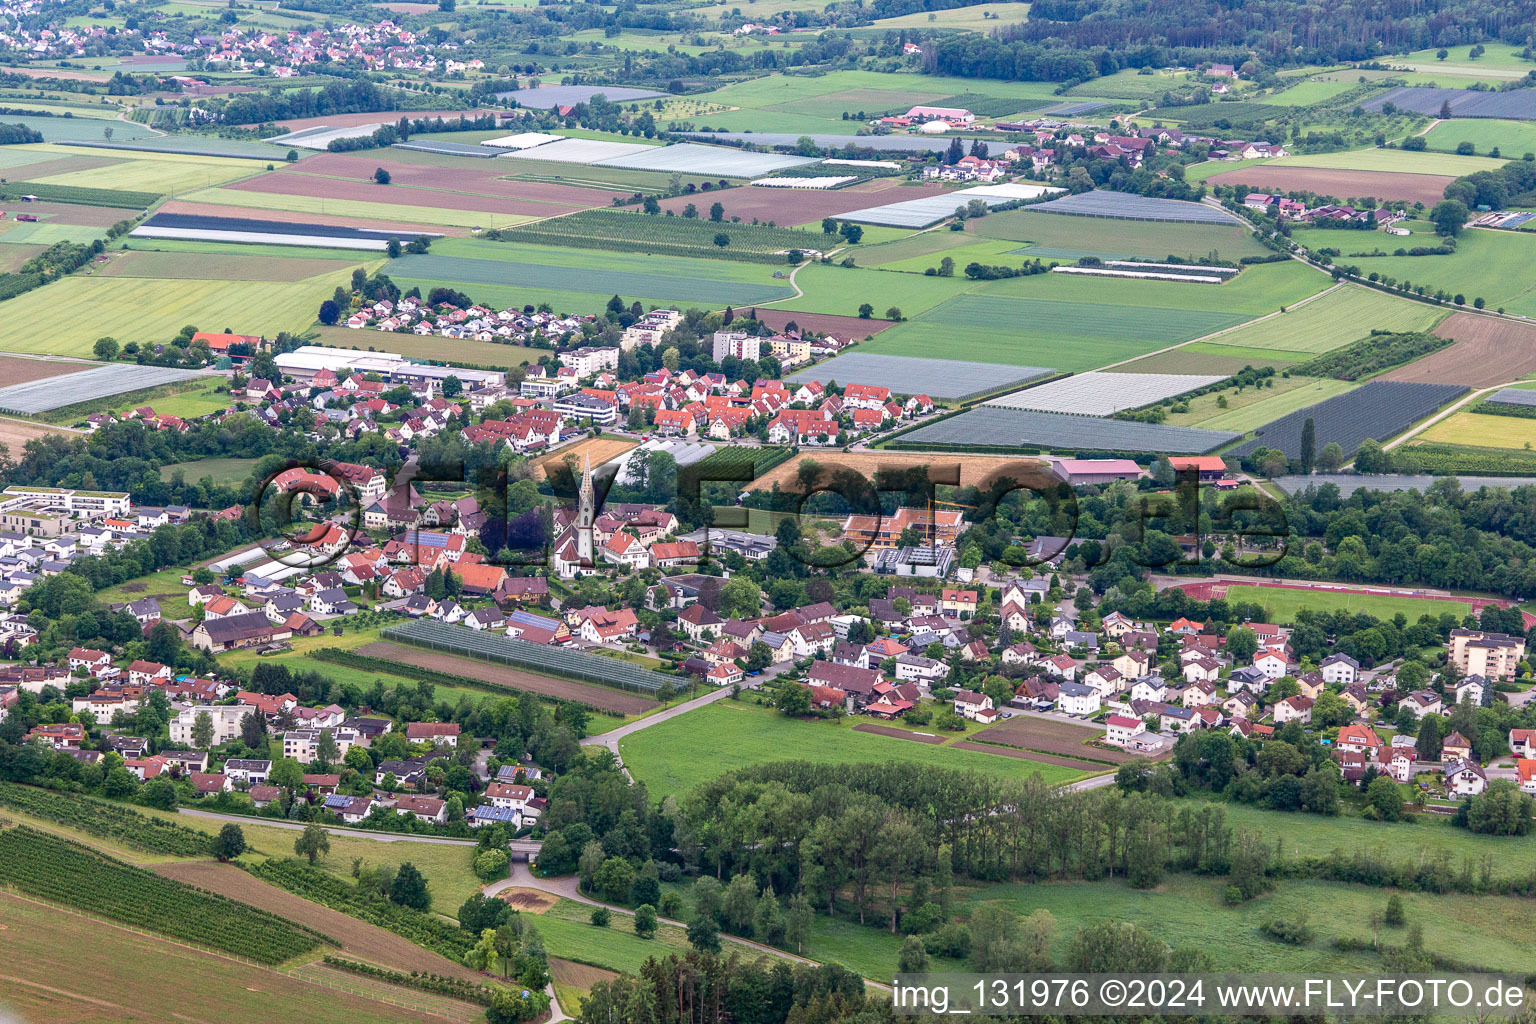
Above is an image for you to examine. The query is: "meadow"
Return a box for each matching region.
[1419,410,1536,450]
[1064,68,1204,100]
[159,457,261,485]
[1163,376,1357,431]
[968,208,1270,261]
[871,1,1031,28]
[1257,77,1363,106]
[1420,118,1536,156]
[1185,283,1446,361]
[1271,147,1507,175]
[26,150,274,194]
[617,700,1087,801]
[181,185,537,230]
[1220,583,1480,622]
[0,272,346,356]
[387,247,796,308]
[968,874,1536,974]
[1302,226,1536,316]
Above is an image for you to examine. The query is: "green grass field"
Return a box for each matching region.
[1164,376,1357,431]
[1300,225,1536,316]
[311,325,539,367]
[29,153,272,194]
[969,873,1536,974]
[1065,68,1206,100]
[1220,583,1480,623]
[619,701,1088,800]
[131,382,235,419]
[387,247,796,309]
[159,457,261,486]
[861,260,1329,370]
[1186,283,1446,360]
[1271,147,1507,175]
[0,271,346,356]
[1420,410,1536,450]
[968,208,1271,261]
[1391,44,1536,76]
[1257,77,1363,106]
[871,1,1031,28]
[182,185,538,230]
[1420,118,1536,156]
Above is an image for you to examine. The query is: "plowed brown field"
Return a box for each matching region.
[358,641,657,714]
[752,450,1047,489]
[1381,311,1536,387]
[1206,166,1453,204]
[151,860,486,982]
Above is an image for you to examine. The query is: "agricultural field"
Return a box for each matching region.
[1270,147,1507,175]
[0,271,348,356]
[785,352,1050,400]
[1228,380,1468,460]
[0,893,450,1024]
[871,1,1032,28]
[968,208,1270,261]
[311,325,538,367]
[1305,226,1536,317]
[618,700,1087,800]
[1418,410,1536,450]
[970,874,1536,975]
[751,450,1044,489]
[534,435,639,479]
[1182,284,1446,363]
[1420,118,1536,155]
[1381,313,1536,387]
[1257,76,1364,105]
[1219,583,1483,622]
[0,353,91,387]
[100,249,360,282]
[1203,165,1454,204]
[862,260,1327,371]
[180,184,535,230]
[486,207,839,262]
[357,641,659,715]
[972,716,1138,765]
[1161,376,1357,431]
[1065,67,1204,100]
[385,244,798,309]
[23,150,274,194]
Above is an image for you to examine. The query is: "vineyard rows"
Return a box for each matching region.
[0,825,323,964]
[0,783,213,856]
[250,858,474,961]
[1229,380,1469,460]
[688,444,793,482]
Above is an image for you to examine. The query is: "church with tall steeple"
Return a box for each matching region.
[576,453,595,564]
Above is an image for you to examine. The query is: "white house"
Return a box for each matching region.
[1104,713,1146,747]
[1057,682,1100,716]
[1443,759,1487,797]
[1319,652,1359,686]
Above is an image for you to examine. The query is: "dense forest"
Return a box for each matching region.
[928,0,1536,81]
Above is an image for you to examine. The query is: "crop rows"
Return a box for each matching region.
[0,783,212,856]
[383,618,675,693]
[250,859,473,961]
[488,209,833,263]
[688,445,794,482]
[0,182,159,209]
[0,825,322,964]
[1229,380,1468,460]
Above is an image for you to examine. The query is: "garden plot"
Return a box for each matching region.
[898,407,1239,454]
[0,364,211,414]
[842,182,1063,228]
[986,371,1226,416]
[784,353,1051,400]
[1030,190,1245,224]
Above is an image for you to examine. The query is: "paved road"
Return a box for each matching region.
[177,807,479,845]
